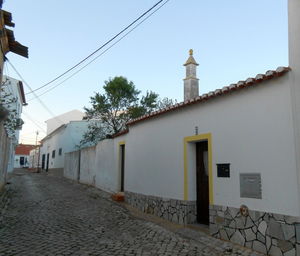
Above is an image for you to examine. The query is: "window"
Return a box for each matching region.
[52,150,56,159]
[59,148,62,156]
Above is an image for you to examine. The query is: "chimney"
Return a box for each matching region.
[183,49,199,101]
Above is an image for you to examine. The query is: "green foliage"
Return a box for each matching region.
[0,83,24,138]
[81,76,177,146]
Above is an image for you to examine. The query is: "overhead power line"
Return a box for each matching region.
[26,0,166,95]
[22,112,47,133]
[6,58,64,125]
[27,0,171,102]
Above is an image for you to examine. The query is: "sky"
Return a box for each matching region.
[3,0,288,144]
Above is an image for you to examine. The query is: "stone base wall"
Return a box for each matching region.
[210,204,300,255]
[125,191,197,225]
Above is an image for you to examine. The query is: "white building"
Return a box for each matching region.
[64,1,300,255]
[14,144,36,169]
[0,76,27,172]
[39,120,92,171]
[28,147,39,170]
[45,109,84,135]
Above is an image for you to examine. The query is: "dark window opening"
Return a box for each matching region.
[52,150,56,159]
[59,148,62,156]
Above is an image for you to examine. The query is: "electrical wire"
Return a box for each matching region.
[27,0,171,102]
[25,0,166,95]
[6,58,65,128]
[22,111,47,133]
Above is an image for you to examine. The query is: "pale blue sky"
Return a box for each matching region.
[4,0,288,143]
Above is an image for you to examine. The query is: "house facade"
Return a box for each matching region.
[2,76,27,172]
[14,144,36,169]
[45,109,84,135]
[64,1,300,255]
[39,120,92,171]
[0,6,28,191]
[28,147,39,170]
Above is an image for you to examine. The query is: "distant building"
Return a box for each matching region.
[45,109,84,135]
[39,120,92,171]
[1,76,27,172]
[28,147,39,170]
[14,144,36,168]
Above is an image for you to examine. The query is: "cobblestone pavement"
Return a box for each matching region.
[0,169,264,256]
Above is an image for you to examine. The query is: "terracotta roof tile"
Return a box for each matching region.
[15,144,36,155]
[127,67,290,126]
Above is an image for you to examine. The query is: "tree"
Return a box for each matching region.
[0,82,24,138]
[81,76,176,146]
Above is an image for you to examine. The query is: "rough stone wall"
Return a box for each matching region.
[210,204,300,255]
[125,191,197,225]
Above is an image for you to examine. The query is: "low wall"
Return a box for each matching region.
[64,139,118,193]
[79,146,96,186]
[64,151,80,181]
[95,139,117,193]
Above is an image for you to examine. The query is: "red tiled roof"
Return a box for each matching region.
[15,144,36,155]
[127,67,291,126]
[112,129,129,138]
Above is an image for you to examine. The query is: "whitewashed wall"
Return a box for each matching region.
[14,154,29,168]
[45,110,84,135]
[94,138,124,193]
[125,75,300,217]
[39,121,91,170]
[2,76,25,172]
[288,0,300,211]
[79,146,96,186]
[64,135,127,194]
[64,151,80,181]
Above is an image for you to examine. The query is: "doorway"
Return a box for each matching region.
[120,144,125,192]
[41,154,45,169]
[46,153,50,172]
[196,141,209,225]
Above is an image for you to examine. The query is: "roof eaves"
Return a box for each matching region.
[127,66,291,126]
[5,28,28,58]
[41,124,66,142]
[112,129,129,138]
[2,10,15,27]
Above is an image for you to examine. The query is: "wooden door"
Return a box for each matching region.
[196,141,209,224]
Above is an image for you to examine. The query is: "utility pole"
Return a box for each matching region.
[34,131,39,172]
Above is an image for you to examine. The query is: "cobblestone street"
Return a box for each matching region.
[0,169,263,256]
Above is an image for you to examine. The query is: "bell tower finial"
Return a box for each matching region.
[183,49,199,101]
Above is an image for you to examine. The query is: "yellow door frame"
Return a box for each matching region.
[118,141,125,191]
[183,133,213,204]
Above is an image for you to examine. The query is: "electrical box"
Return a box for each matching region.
[240,173,262,199]
[217,163,230,177]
